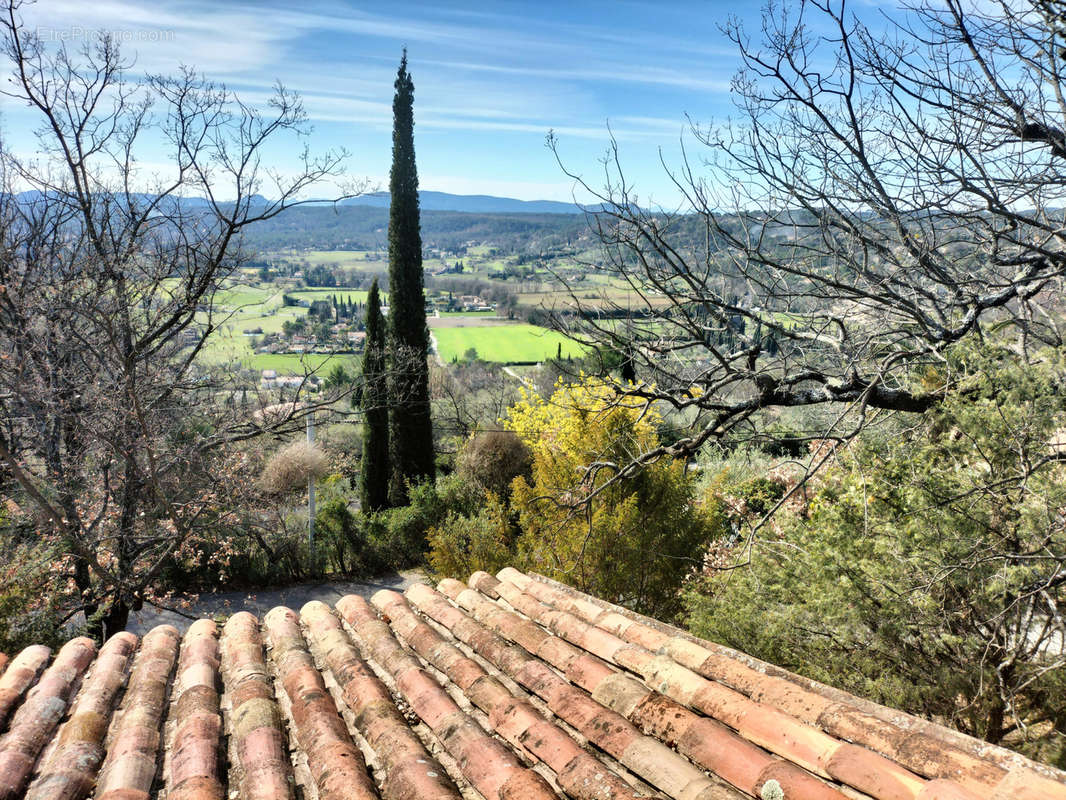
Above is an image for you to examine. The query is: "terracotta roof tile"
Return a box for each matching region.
[496,570,1064,800]
[372,588,639,800]
[439,575,842,800]
[0,568,1060,800]
[168,620,223,800]
[0,636,96,799]
[0,644,51,730]
[96,625,180,800]
[494,570,985,800]
[220,611,293,800]
[26,631,136,800]
[339,593,559,800]
[263,606,378,800]
[299,600,459,800]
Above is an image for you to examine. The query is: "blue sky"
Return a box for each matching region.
[5,1,879,204]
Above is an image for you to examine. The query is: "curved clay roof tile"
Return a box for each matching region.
[0,568,1059,800]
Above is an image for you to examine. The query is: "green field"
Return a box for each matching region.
[189,275,590,372]
[434,324,585,363]
[277,250,386,271]
[197,306,308,364]
[285,288,375,305]
[247,353,360,373]
[213,285,279,307]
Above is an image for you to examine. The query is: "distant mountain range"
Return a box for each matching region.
[324,190,593,215]
[6,188,611,252]
[12,188,594,215]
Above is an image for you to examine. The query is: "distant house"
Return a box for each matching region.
[260,372,321,391]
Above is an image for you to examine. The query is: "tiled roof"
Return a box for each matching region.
[0,568,1063,800]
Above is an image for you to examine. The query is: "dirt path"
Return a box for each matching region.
[502,365,533,388]
[429,332,445,366]
[124,569,426,635]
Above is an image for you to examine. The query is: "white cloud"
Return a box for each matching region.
[418,58,731,94]
[2,0,730,203]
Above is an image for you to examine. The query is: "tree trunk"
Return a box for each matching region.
[100,600,130,641]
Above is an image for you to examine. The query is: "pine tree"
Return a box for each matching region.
[386,50,434,505]
[360,278,390,511]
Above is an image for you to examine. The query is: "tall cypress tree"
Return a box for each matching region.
[360,278,390,511]
[386,50,434,505]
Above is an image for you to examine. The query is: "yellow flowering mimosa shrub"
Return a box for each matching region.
[506,378,723,617]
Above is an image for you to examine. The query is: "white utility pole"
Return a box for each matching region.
[307,411,316,570]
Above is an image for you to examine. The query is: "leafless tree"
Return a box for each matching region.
[0,1,354,638]
[550,0,1066,480]
[430,359,522,443]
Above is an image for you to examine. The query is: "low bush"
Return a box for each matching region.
[0,538,73,652]
[260,439,329,494]
[427,493,515,578]
[316,498,387,576]
[507,379,725,618]
[456,430,531,499]
[370,473,485,570]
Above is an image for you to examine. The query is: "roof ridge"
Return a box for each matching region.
[509,569,1066,798]
[471,571,958,799]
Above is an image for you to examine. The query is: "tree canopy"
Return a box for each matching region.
[361,278,390,512]
[0,2,347,638]
[686,345,1066,756]
[551,0,1066,480]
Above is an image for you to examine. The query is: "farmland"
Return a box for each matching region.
[247,353,360,373]
[188,209,687,376]
[433,323,584,363]
[196,272,587,374]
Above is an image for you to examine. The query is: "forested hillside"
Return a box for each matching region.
[241,204,596,252]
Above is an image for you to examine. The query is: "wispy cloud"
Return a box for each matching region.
[5,0,752,202]
[20,1,733,91]
[418,58,731,94]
